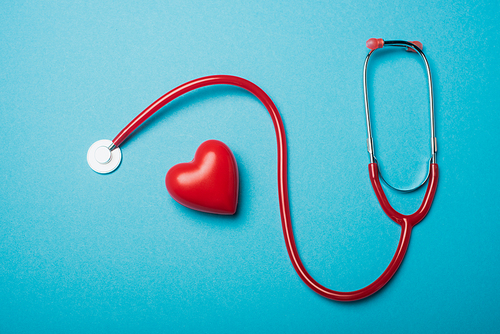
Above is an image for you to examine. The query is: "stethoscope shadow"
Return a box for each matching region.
[118,84,261,151]
[365,47,432,190]
[115,70,427,303]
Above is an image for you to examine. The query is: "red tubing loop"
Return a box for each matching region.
[112,75,435,301]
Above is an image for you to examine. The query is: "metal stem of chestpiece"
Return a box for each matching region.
[363,39,437,192]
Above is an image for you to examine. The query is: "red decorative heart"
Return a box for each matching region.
[165,140,239,215]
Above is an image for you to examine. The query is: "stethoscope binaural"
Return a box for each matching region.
[87,39,438,301]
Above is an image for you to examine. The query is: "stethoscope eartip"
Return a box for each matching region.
[87,139,121,174]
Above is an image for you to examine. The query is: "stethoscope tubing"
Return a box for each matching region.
[109,75,431,301]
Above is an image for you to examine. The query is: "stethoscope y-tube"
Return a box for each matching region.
[88,39,438,301]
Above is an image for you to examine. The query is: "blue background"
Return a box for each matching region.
[1,0,499,332]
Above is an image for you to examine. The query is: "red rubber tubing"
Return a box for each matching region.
[369,163,439,227]
[112,75,439,301]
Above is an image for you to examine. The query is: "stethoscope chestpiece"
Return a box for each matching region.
[87,139,122,174]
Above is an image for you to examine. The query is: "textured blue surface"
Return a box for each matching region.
[1,0,499,332]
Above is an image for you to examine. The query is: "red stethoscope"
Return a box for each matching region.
[87,39,438,301]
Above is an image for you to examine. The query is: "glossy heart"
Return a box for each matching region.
[165,140,239,215]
